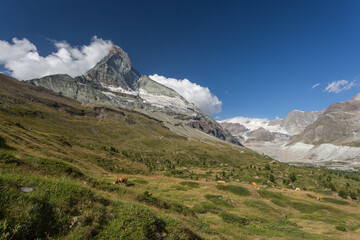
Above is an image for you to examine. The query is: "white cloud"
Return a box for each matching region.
[325,80,356,93]
[0,36,112,80]
[312,83,320,89]
[149,74,222,115]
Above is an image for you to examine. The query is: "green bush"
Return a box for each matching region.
[322,198,349,205]
[289,173,297,182]
[219,212,249,226]
[216,185,250,196]
[204,194,233,208]
[264,164,270,170]
[306,194,316,199]
[192,202,221,214]
[179,181,200,188]
[349,192,357,200]
[0,136,8,148]
[136,191,195,216]
[335,225,347,232]
[244,199,272,211]
[338,190,348,199]
[257,190,286,201]
[269,174,275,182]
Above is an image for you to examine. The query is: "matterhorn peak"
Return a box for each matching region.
[85,44,139,90]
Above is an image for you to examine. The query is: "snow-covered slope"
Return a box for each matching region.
[219,116,289,135]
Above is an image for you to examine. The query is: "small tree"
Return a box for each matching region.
[349,192,357,200]
[269,174,275,182]
[264,164,270,170]
[289,173,297,182]
[338,190,348,199]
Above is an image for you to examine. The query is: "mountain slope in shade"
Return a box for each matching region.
[29,45,240,146]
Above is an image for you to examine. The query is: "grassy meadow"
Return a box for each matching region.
[0,75,360,239]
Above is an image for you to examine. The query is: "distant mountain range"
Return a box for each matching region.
[220,98,360,170]
[29,45,240,146]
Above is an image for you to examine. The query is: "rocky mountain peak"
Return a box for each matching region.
[85,45,140,90]
[280,109,324,135]
[28,44,242,146]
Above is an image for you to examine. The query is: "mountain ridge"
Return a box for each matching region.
[28,45,241,146]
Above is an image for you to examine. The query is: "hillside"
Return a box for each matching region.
[1,74,360,239]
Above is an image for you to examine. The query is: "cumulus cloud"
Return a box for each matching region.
[325,80,356,93]
[0,36,112,80]
[149,74,222,115]
[312,83,320,89]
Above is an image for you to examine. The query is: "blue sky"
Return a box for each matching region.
[1,0,360,119]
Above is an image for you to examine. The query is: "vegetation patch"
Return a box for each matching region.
[0,136,9,149]
[179,181,200,188]
[98,204,166,240]
[130,179,148,184]
[219,212,249,226]
[216,184,250,196]
[192,202,221,214]
[136,191,195,216]
[204,194,233,208]
[322,197,349,205]
[335,224,347,232]
[244,199,272,211]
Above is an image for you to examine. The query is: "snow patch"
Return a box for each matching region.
[220,116,290,135]
[105,85,138,96]
[138,89,188,109]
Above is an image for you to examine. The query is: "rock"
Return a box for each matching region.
[20,187,33,193]
[281,110,324,135]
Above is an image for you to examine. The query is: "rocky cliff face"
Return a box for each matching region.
[219,122,248,137]
[29,45,240,146]
[291,98,360,146]
[280,110,324,135]
[245,127,275,142]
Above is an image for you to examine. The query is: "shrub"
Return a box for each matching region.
[216,185,250,196]
[264,164,270,170]
[306,194,316,199]
[219,212,249,226]
[269,174,275,182]
[136,191,194,216]
[338,190,348,199]
[244,199,271,211]
[0,136,8,148]
[349,192,357,200]
[204,194,233,208]
[335,225,347,232]
[192,202,220,214]
[289,173,297,182]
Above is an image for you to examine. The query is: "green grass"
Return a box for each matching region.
[216,184,250,196]
[204,194,233,208]
[179,181,200,188]
[1,77,360,239]
[244,199,272,211]
[322,197,350,205]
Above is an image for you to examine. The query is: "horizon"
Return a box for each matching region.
[1,0,360,120]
